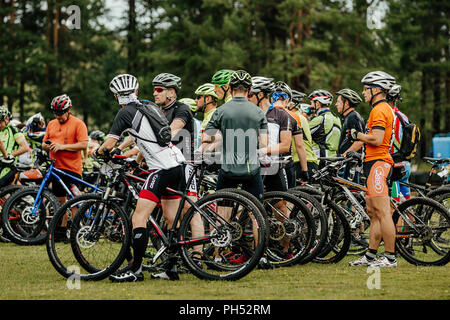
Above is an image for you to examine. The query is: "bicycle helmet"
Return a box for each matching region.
[152,73,181,91]
[178,98,197,112]
[300,103,314,116]
[25,113,45,132]
[109,74,139,95]
[229,70,252,89]
[308,89,333,106]
[291,90,307,105]
[273,81,293,99]
[50,94,72,113]
[195,83,219,99]
[251,76,275,94]
[336,88,363,106]
[361,71,395,91]
[211,69,234,86]
[89,130,106,142]
[388,84,402,102]
[0,105,9,121]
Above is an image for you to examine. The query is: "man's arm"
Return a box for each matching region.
[260,130,291,155]
[356,128,384,147]
[342,141,364,156]
[49,140,88,153]
[11,136,29,157]
[293,133,308,171]
[97,136,119,154]
[170,119,186,137]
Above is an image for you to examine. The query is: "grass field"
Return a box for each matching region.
[0,242,449,301]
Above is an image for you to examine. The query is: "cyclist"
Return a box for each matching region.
[102,74,188,282]
[248,77,293,192]
[287,90,319,186]
[347,70,397,268]
[194,83,219,140]
[179,98,202,150]
[336,88,365,181]
[387,84,411,202]
[201,70,268,202]
[42,95,89,205]
[308,90,342,162]
[0,105,29,187]
[270,81,309,185]
[211,69,234,104]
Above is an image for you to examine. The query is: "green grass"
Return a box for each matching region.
[1,242,449,300]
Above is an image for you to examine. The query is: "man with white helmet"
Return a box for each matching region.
[100,74,188,282]
[308,90,342,162]
[194,83,219,139]
[347,70,398,268]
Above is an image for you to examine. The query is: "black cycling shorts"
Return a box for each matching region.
[263,168,288,192]
[139,165,185,203]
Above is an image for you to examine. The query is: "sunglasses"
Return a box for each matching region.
[53,110,68,116]
[363,85,381,91]
[153,87,167,93]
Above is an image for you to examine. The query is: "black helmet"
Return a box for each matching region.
[229,70,252,89]
[89,130,106,142]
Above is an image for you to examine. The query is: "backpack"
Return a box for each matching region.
[131,101,172,147]
[392,112,421,162]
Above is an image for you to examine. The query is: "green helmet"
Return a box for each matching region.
[0,105,9,121]
[179,98,197,112]
[336,88,363,106]
[211,69,234,86]
[229,70,252,89]
[195,83,218,99]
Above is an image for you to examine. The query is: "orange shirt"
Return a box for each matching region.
[274,106,302,127]
[43,115,89,175]
[363,101,394,165]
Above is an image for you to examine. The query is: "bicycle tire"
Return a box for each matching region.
[288,189,328,264]
[393,196,450,266]
[46,193,132,281]
[263,191,315,267]
[0,185,24,242]
[1,186,60,245]
[179,190,267,281]
[313,199,351,264]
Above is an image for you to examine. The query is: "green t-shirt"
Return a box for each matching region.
[205,97,268,176]
[0,125,24,178]
[291,112,319,165]
[309,109,341,158]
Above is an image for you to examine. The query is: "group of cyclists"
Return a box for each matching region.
[0,68,414,282]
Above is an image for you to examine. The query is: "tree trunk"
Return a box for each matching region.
[128,0,137,73]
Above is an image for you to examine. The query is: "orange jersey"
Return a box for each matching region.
[43,115,89,175]
[363,101,394,165]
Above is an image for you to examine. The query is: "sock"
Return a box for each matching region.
[384,251,396,262]
[365,249,377,261]
[131,227,149,272]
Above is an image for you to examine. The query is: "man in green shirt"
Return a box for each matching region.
[200,70,268,202]
[308,90,342,162]
[194,83,219,138]
[0,106,30,187]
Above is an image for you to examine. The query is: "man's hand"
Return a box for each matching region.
[49,142,64,152]
[298,170,309,185]
[346,128,359,141]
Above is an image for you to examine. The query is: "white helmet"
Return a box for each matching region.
[361,71,395,91]
[109,74,139,95]
[308,89,333,106]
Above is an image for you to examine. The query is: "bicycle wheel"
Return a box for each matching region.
[393,197,450,266]
[288,189,328,264]
[46,193,131,281]
[0,185,24,242]
[313,199,351,264]
[1,186,59,245]
[335,193,370,256]
[263,191,315,267]
[179,190,267,281]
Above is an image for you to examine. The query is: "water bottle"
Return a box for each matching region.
[70,184,82,196]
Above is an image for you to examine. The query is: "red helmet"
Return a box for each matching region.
[51,94,72,113]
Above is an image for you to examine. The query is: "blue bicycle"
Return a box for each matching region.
[1,148,101,245]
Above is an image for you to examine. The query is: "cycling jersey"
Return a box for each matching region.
[163,100,194,159]
[205,97,268,177]
[201,108,217,135]
[0,125,24,180]
[389,107,409,155]
[363,100,395,165]
[292,110,318,165]
[338,109,365,155]
[309,109,341,158]
[108,102,185,170]
[43,115,89,175]
[266,106,294,158]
